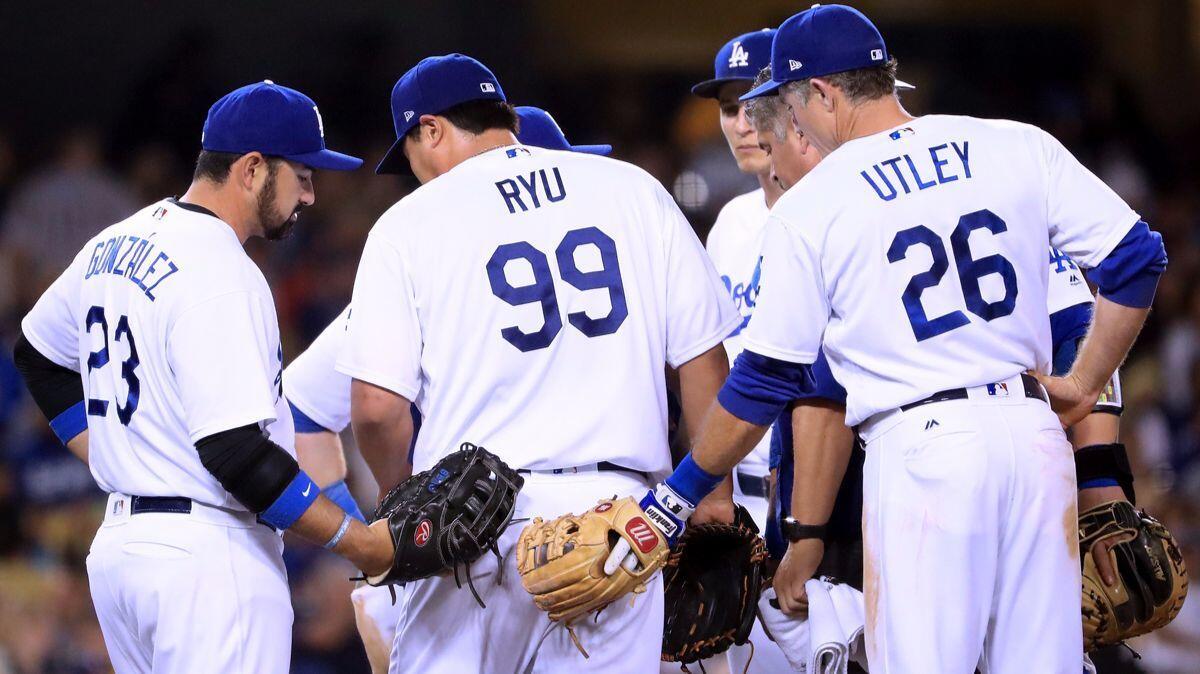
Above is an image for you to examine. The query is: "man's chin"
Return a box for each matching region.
[265,217,297,241]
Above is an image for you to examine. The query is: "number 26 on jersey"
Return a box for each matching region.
[887,209,1018,341]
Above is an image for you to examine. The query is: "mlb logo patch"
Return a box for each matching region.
[985,382,1010,397]
[152,206,168,220]
[480,82,496,93]
[870,49,883,61]
[788,59,803,71]
[112,498,125,516]
[888,127,914,141]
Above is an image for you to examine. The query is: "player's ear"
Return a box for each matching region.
[809,79,836,112]
[232,152,268,191]
[416,115,443,148]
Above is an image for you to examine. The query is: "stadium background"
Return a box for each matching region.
[0,1,1197,671]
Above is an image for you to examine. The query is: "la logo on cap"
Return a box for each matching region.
[728,41,749,68]
[480,82,496,93]
[789,59,803,71]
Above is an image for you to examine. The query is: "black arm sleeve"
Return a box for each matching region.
[195,424,300,513]
[13,332,84,421]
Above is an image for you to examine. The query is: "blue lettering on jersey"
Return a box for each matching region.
[861,141,971,201]
[85,234,179,301]
[1049,247,1085,288]
[722,255,762,337]
[495,167,567,214]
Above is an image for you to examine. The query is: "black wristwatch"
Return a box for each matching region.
[781,516,827,542]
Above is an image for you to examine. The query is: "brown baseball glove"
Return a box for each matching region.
[1080,499,1188,651]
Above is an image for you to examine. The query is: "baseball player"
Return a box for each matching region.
[336,53,736,673]
[282,106,614,674]
[12,81,396,674]
[690,29,809,674]
[615,5,1166,672]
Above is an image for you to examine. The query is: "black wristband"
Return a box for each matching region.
[781,517,827,542]
[1075,443,1135,504]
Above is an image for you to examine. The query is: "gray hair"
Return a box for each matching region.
[781,57,900,106]
[745,66,790,140]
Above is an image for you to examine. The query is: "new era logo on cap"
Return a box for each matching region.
[480,82,495,93]
[789,59,803,71]
[404,110,415,122]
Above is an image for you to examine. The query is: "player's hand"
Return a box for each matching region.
[604,484,693,575]
[361,519,396,577]
[1034,371,1101,428]
[1077,485,1128,587]
[689,492,735,525]
[773,538,824,616]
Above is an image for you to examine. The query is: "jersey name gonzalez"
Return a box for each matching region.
[22,199,290,508]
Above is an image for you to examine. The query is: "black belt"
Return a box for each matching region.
[130,495,191,514]
[128,495,276,530]
[517,461,649,481]
[736,472,769,499]
[898,373,1046,413]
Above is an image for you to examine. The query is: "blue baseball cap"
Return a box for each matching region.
[742,4,893,101]
[377,53,506,174]
[691,29,775,98]
[202,80,362,171]
[516,107,611,155]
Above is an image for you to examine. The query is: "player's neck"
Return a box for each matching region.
[178,181,255,245]
[837,96,915,148]
[437,129,520,178]
[757,172,784,208]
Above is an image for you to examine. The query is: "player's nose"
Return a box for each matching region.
[300,182,315,207]
[735,105,754,136]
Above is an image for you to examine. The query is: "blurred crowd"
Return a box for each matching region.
[1,20,1199,674]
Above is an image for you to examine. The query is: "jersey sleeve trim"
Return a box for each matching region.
[1073,216,1140,271]
[19,320,77,370]
[333,363,420,403]
[188,410,278,445]
[667,313,742,368]
[717,350,814,425]
[289,400,334,434]
[737,337,820,365]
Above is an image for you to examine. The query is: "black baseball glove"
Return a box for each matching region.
[662,504,768,665]
[366,442,524,607]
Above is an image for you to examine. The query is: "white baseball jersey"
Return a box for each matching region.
[338,145,738,474]
[744,115,1139,425]
[706,188,771,477]
[285,305,352,433]
[21,198,292,509]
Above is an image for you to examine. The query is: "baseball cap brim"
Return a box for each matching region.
[691,77,753,98]
[739,78,784,102]
[286,148,364,171]
[376,137,407,175]
[569,143,612,156]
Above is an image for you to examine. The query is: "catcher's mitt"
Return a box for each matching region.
[367,442,523,607]
[517,497,669,631]
[1080,499,1188,651]
[661,504,767,665]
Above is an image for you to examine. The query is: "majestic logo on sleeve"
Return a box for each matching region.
[728,42,750,68]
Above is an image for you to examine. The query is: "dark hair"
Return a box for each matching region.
[405,99,519,140]
[787,56,899,105]
[192,150,282,183]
